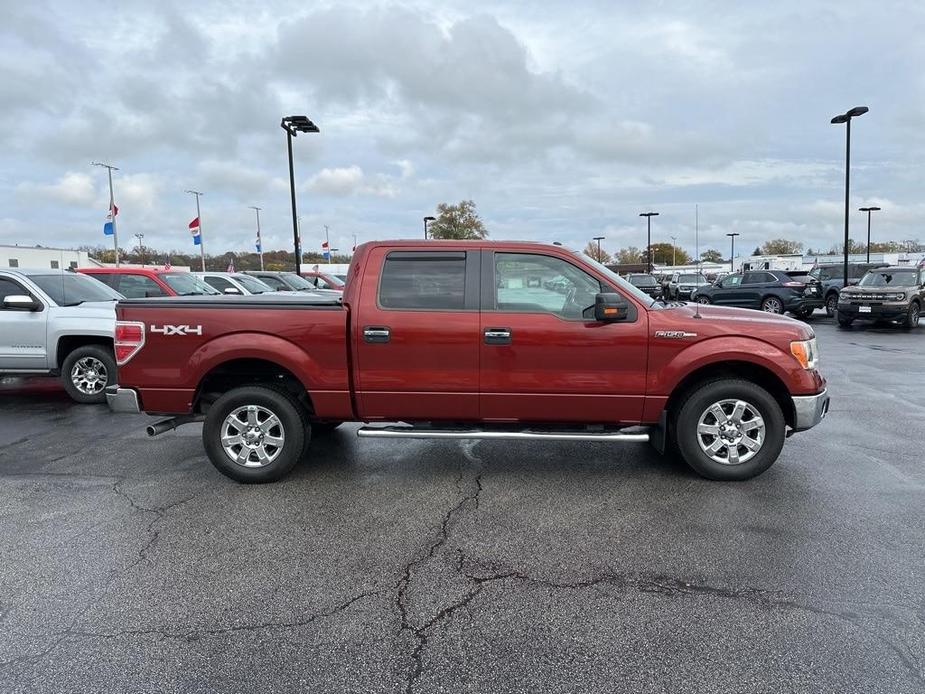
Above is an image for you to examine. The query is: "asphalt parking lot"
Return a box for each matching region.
[1,314,923,694]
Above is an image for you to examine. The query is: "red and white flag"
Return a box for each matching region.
[226,259,235,273]
[106,202,119,220]
[189,217,200,233]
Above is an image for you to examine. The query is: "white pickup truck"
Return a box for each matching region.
[0,269,121,403]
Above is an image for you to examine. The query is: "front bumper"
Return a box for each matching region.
[837,303,908,320]
[106,385,141,413]
[791,389,830,432]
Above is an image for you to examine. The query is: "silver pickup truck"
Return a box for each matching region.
[0,269,122,403]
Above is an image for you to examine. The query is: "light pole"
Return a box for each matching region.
[592,236,605,262]
[281,115,320,274]
[249,206,264,270]
[91,161,120,266]
[726,232,740,273]
[639,212,659,273]
[185,190,205,272]
[423,215,436,240]
[858,206,881,263]
[134,233,145,265]
[670,236,677,266]
[831,106,869,289]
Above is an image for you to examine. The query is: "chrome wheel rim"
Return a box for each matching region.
[70,357,108,395]
[696,399,765,466]
[221,405,286,468]
[763,298,783,313]
[912,305,920,326]
[697,296,710,304]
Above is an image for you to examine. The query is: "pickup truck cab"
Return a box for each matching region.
[0,269,122,402]
[79,266,220,298]
[195,272,280,296]
[108,241,829,483]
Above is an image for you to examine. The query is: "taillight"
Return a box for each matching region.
[782,281,805,288]
[114,321,145,365]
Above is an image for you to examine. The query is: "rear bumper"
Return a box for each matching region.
[791,389,830,432]
[106,385,141,413]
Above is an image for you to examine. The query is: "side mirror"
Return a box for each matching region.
[594,293,629,322]
[223,287,242,295]
[3,295,41,311]
[847,279,860,286]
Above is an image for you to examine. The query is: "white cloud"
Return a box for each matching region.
[16,172,98,207]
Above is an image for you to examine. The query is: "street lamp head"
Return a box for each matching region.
[281,115,320,136]
[423,216,436,222]
[831,106,869,124]
[859,206,881,212]
[639,212,659,218]
[592,236,605,241]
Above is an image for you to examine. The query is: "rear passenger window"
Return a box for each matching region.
[379,253,467,310]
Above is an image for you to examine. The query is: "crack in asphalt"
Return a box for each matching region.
[452,555,925,686]
[396,440,485,694]
[8,588,386,648]
[0,481,203,674]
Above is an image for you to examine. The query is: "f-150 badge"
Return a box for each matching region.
[150,324,203,336]
[654,330,697,339]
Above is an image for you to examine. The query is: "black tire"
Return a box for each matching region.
[791,308,813,319]
[760,296,784,314]
[902,301,920,330]
[836,311,854,328]
[671,378,785,481]
[61,344,116,404]
[696,296,711,305]
[825,293,838,317]
[310,421,343,436]
[202,385,307,483]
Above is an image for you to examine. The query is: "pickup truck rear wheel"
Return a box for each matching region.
[203,386,307,483]
[61,345,116,404]
[673,379,785,481]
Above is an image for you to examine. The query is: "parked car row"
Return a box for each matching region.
[623,262,923,330]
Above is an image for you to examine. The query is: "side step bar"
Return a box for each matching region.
[357,425,649,443]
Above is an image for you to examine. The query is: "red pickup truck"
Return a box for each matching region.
[107,241,828,483]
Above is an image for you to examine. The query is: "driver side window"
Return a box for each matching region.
[722,275,743,288]
[494,253,602,319]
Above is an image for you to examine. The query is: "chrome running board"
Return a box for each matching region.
[356,425,649,443]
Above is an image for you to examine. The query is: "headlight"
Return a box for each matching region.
[790,338,819,370]
[893,293,906,301]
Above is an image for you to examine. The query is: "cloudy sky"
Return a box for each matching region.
[2,0,924,259]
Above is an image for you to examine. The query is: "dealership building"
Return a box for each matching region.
[0,245,95,271]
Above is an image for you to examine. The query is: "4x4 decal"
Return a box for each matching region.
[150,324,203,336]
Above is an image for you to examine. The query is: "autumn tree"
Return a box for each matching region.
[649,242,691,265]
[615,246,645,264]
[427,200,488,240]
[759,238,804,255]
[583,241,612,263]
[700,248,724,263]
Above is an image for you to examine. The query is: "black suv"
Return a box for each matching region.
[625,273,662,300]
[836,266,924,329]
[810,262,889,316]
[691,270,819,317]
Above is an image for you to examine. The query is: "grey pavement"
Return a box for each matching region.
[1,315,923,693]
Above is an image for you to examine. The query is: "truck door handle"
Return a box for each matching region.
[363,326,391,343]
[484,327,512,345]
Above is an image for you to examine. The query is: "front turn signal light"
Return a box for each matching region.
[790,338,819,370]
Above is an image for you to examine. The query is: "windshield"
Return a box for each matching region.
[629,275,657,287]
[334,274,348,282]
[162,272,221,295]
[678,274,706,284]
[859,270,918,288]
[233,274,275,294]
[31,273,123,306]
[280,272,317,291]
[576,252,660,306]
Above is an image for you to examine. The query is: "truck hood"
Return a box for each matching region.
[53,300,118,319]
[659,303,814,340]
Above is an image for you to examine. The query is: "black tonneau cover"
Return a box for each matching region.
[120,293,342,309]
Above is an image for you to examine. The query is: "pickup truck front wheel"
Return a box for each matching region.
[203,386,307,483]
[61,345,116,404]
[673,379,785,481]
